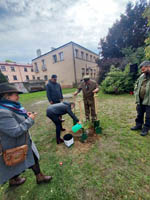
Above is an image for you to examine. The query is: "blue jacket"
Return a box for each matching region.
[46,80,63,103]
[47,102,79,123]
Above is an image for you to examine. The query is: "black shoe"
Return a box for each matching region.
[61,128,66,131]
[57,138,64,144]
[131,125,142,131]
[141,127,149,136]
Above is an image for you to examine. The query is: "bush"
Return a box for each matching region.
[101,65,135,94]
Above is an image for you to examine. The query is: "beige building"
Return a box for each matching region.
[0,62,35,83]
[32,41,99,87]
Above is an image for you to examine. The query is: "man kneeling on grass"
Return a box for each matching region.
[46,102,80,144]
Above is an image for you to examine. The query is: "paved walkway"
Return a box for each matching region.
[33,93,74,105]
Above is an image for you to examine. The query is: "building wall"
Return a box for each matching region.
[32,42,99,88]
[0,62,35,83]
[72,43,99,83]
[32,44,75,87]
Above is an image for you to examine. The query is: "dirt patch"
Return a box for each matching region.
[56,128,101,155]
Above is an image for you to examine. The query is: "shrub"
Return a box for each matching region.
[101,65,135,94]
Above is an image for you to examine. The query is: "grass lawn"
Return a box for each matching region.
[1,90,150,200]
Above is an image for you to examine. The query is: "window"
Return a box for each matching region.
[94,69,96,78]
[41,59,47,71]
[42,59,45,65]
[32,75,35,80]
[24,67,27,72]
[59,52,64,61]
[13,75,17,80]
[44,75,48,81]
[86,68,89,74]
[90,55,92,62]
[1,66,6,71]
[90,68,93,77]
[75,49,78,58]
[37,77,40,80]
[82,68,85,78]
[11,66,15,72]
[86,53,88,61]
[5,75,9,80]
[81,51,84,59]
[26,75,29,80]
[31,68,34,72]
[53,55,57,63]
[93,56,96,62]
[34,63,39,73]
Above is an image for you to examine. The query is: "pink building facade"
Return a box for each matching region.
[0,62,36,83]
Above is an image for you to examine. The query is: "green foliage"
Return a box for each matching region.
[0,71,8,83]
[83,120,93,130]
[99,0,148,58]
[5,60,14,63]
[101,65,135,94]
[121,46,145,65]
[143,7,150,60]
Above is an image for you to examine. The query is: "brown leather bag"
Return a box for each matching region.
[0,134,28,167]
[3,144,28,166]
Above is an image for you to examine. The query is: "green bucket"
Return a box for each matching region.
[95,126,102,134]
[94,120,100,128]
[80,133,88,142]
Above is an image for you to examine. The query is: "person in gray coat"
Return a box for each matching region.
[0,82,52,186]
[47,102,80,144]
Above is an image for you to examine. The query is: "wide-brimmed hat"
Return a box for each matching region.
[139,61,150,68]
[0,82,23,95]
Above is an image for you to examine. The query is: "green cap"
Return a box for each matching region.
[139,61,150,68]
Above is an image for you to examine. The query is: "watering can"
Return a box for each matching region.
[72,123,82,133]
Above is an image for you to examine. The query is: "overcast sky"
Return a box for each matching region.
[0,0,138,64]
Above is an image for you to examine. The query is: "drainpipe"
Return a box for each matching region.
[72,43,77,86]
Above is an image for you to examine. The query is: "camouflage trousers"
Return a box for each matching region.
[83,97,96,121]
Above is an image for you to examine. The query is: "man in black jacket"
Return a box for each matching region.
[46,74,63,104]
[46,74,65,129]
[46,102,80,144]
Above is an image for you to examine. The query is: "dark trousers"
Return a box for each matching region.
[136,104,150,129]
[11,152,40,179]
[83,97,96,121]
[47,113,62,142]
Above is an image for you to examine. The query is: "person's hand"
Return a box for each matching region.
[92,88,99,93]
[27,112,37,120]
[50,101,53,104]
[74,91,78,96]
[77,121,81,124]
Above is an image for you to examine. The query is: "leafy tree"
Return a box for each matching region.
[101,65,135,94]
[99,0,148,59]
[121,46,145,65]
[96,57,127,83]
[143,7,150,60]
[0,71,8,83]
